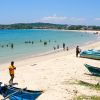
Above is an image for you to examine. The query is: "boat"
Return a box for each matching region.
[0,83,43,100]
[84,64,100,76]
[80,49,100,60]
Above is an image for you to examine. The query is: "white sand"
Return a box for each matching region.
[63,29,100,34]
[0,41,100,100]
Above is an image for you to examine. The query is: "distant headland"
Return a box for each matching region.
[0,22,100,30]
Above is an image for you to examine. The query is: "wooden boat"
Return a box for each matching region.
[0,83,43,100]
[84,64,100,76]
[80,49,100,60]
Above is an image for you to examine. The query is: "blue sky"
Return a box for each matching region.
[0,0,100,25]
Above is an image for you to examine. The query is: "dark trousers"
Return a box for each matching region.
[76,52,79,57]
[9,74,14,85]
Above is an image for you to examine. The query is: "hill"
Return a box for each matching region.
[0,22,100,30]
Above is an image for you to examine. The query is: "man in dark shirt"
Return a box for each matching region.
[76,46,80,57]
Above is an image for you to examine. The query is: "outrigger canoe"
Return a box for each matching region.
[84,64,100,76]
[80,49,100,60]
[0,83,43,100]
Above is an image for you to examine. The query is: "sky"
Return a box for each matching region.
[0,0,100,25]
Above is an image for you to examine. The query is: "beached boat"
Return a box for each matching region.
[84,64,100,76]
[0,83,43,100]
[80,49,100,60]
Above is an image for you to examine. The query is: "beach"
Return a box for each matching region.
[61,29,100,36]
[1,0,100,99]
[0,40,100,99]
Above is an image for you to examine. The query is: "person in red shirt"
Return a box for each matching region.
[9,61,16,85]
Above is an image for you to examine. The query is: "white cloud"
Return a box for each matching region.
[95,18,100,21]
[69,17,85,21]
[39,15,86,24]
[40,15,67,23]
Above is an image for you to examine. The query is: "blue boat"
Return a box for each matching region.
[84,64,100,76]
[0,83,43,100]
[80,49,100,60]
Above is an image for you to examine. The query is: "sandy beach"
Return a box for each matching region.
[1,0,100,99]
[62,29,100,35]
[0,41,100,100]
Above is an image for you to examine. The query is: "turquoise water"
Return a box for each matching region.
[0,29,99,63]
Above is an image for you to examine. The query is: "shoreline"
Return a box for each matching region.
[2,28,100,34]
[0,40,99,72]
[0,37,99,64]
[63,29,100,34]
[0,28,99,65]
[0,40,100,70]
[30,28,100,34]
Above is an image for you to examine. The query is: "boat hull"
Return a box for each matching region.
[80,50,100,60]
[84,64,100,76]
[0,86,43,100]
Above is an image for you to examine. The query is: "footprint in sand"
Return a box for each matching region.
[31,64,37,66]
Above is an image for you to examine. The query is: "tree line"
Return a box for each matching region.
[0,22,100,30]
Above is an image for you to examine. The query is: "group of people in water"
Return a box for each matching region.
[0,40,79,54]
[53,43,69,51]
[24,40,52,46]
[0,43,14,49]
[53,43,81,58]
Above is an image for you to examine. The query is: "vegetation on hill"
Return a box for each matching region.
[0,22,100,30]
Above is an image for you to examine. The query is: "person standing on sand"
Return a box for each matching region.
[76,46,81,57]
[9,61,16,85]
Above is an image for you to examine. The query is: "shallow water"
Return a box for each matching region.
[0,29,99,63]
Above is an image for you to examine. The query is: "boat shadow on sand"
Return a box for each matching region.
[84,73,100,77]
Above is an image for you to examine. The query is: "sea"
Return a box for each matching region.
[0,29,99,63]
